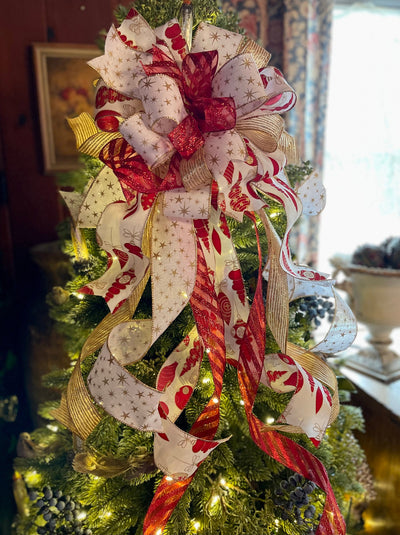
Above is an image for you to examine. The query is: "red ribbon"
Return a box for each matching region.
[99,139,183,198]
[167,115,204,159]
[236,213,346,535]
[181,51,236,133]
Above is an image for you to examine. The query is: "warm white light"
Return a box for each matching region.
[156,529,162,535]
[165,476,173,481]
[266,416,275,425]
[72,292,84,300]
[193,521,200,531]
[212,397,219,404]
[77,511,87,520]
[240,400,245,405]
[25,470,41,485]
[219,478,227,486]
[202,377,211,384]
[47,424,59,432]
[211,495,220,506]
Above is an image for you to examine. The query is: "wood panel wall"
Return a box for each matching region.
[0,0,125,290]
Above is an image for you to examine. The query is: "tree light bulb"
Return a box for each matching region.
[219,477,227,486]
[193,520,200,531]
[266,416,275,425]
[166,476,173,481]
[212,397,219,404]
[211,494,219,505]
[156,529,162,535]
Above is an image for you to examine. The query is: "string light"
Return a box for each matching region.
[156,529,163,535]
[165,476,173,481]
[212,397,219,404]
[240,399,245,405]
[219,477,227,487]
[266,416,275,425]
[77,511,87,521]
[202,377,211,384]
[211,494,220,506]
[193,520,201,531]
[25,470,42,485]
[46,424,59,432]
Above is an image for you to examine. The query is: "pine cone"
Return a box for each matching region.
[351,244,386,268]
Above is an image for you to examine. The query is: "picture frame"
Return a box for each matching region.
[33,43,100,174]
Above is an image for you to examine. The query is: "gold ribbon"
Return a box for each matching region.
[237,37,271,69]
[67,112,122,158]
[278,131,300,165]
[180,147,214,191]
[258,209,289,353]
[73,448,156,479]
[236,114,284,154]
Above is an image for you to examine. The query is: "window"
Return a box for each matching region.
[318,1,400,273]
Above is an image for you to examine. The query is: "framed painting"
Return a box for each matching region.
[33,43,100,174]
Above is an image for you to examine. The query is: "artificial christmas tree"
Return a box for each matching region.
[12,2,373,534]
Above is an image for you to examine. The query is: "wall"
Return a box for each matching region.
[0,0,125,289]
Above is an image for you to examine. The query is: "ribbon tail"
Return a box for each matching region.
[143,475,193,535]
[259,209,289,352]
[248,425,346,535]
[188,237,226,438]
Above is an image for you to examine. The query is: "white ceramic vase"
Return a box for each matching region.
[334,261,400,383]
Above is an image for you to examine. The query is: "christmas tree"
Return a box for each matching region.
[12,2,374,535]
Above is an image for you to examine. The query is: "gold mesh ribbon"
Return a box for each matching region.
[180,147,214,191]
[237,37,271,69]
[67,112,122,158]
[278,131,300,165]
[52,210,154,439]
[236,114,284,154]
[258,209,289,352]
[73,448,155,479]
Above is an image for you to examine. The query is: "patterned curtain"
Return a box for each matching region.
[221,0,334,265]
[221,0,270,46]
[282,0,334,266]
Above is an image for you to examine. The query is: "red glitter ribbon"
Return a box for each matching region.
[99,139,183,197]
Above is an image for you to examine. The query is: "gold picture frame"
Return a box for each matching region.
[33,43,100,174]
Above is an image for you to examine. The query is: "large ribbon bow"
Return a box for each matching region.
[57,9,357,535]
